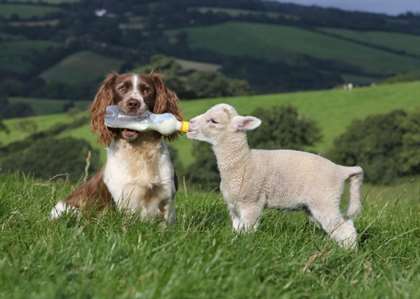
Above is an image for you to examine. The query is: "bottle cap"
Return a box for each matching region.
[180,121,189,133]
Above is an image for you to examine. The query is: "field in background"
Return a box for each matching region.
[0,174,419,298]
[320,28,420,57]
[2,81,420,166]
[0,3,61,18]
[0,40,59,75]
[40,51,124,85]
[177,21,420,76]
[9,97,89,115]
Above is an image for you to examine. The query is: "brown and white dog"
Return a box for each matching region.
[50,72,182,223]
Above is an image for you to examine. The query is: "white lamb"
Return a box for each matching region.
[187,104,364,249]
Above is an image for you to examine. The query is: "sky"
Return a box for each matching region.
[276,0,420,16]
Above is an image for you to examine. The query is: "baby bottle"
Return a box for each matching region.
[104,105,189,135]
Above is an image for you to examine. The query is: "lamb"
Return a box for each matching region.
[187,104,364,249]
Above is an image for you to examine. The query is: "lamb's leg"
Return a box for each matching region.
[235,203,263,233]
[227,203,242,231]
[308,205,358,250]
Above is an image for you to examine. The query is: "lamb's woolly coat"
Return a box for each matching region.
[188,104,363,249]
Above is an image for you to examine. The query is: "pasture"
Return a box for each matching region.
[0,4,61,19]
[0,40,59,76]
[0,174,419,298]
[177,21,420,75]
[1,81,420,166]
[320,28,420,57]
[9,97,88,116]
[40,51,124,85]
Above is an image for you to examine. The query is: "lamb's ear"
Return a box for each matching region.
[231,116,262,131]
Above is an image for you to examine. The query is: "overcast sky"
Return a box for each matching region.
[276,0,420,15]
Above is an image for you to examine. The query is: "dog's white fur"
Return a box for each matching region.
[104,138,176,222]
[187,104,364,249]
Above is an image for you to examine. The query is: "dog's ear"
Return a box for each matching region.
[150,73,183,120]
[149,73,183,140]
[90,72,118,146]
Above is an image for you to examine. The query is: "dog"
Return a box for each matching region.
[50,72,182,223]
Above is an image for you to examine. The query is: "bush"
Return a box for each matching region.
[0,96,34,119]
[248,106,322,149]
[0,137,100,181]
[329,109,420,184]
[187,105,322,189]
[139,55,250,99]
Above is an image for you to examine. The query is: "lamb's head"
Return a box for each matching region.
[187,104,261,145]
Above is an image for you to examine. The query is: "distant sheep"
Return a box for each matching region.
[344,83,354,91]
[187,104,364,249]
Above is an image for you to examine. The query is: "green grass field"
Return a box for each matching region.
[320,28,420,57]
[2,81,420,166]
[177,21,420,75]
[11,0,79,3]
[40,51,124,85]
[0,40,59,75]
[0,174,419,298]
[174,58,221,72]
[0,4,61,19]
[9,97,89,115]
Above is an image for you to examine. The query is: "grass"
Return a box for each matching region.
[0,40,59,76]
[0,4,61,19]
[320,28,420,57]
[1,81,420,166]
[11,0,80,3]
[9,97,89,115]
[174,58,221,72]
[177,21,420,75]
[40,51,124,85]
[0,174,419,298]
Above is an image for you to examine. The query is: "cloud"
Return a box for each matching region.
[276,0,420,15]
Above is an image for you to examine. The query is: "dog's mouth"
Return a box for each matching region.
[121,128,139,141]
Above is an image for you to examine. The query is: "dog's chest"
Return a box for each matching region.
[103,140,166,208]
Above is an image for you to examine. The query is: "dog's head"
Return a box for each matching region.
[187,104,261,145]
[91,72,182,145]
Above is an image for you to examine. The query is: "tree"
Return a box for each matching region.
[329,110,420,184]
[248,106,322,149]
[0,137,100,181]
[187,105,322,189]
[138,55,250,99]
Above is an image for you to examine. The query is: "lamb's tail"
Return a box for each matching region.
[344,166,364,219]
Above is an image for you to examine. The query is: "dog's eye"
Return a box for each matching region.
[118,85,127,93]
[209,118,219,124]
[140,85,151,95]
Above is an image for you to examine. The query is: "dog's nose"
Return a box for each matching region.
[127,99,140,110]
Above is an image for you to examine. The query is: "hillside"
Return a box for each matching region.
[176,21,420,76]
[40,51,124,85]
[2,0,420,102]
[1,81,420,166]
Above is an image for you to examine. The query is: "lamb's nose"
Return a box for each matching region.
[127,99,140,109]
[189,118,197,130]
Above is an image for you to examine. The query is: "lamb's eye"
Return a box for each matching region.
[209,118,219,124]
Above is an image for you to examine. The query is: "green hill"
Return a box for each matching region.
[40,51,124,85]
[177,21,420,76]
[2,81,420,166]
[0,40,59,76]
[320,28,420,57]
[0,3,61,19]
